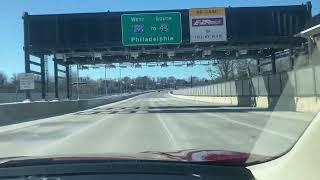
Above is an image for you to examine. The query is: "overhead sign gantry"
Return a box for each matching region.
[22,2,312,100]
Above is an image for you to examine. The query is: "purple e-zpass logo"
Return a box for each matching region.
[192,18,223,27]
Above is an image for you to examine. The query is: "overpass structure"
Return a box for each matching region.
[22,2,312,100]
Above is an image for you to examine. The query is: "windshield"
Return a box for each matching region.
[0,0,319,165]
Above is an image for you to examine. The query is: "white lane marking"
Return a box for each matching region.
[157,113,180,149]
[149,97,180,149]
[33,94,156,155]
[160,96,247,146]
[147,98,169,102]
[205,113,295,140]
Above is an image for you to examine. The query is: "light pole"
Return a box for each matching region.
[77,64,80,100]
[104,64,107,96]
[119,68,122,94]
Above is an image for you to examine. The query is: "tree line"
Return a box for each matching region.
[0,71,210,95]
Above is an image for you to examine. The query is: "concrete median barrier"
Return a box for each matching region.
[0,92,147,126]
[170,92,320,112]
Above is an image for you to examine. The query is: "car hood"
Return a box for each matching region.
[0,149,271,166]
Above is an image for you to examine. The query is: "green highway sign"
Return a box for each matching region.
[121,12,182,46]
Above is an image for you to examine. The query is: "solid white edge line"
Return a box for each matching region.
[157,114,180,149]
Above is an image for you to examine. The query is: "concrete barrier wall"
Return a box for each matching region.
[294,97,320,112]
[170,93,320,112]
[0,101,78,126]
[0,92,121,104]
[172,65,320,112]
[174,65,320,97]
[0,92,146,126]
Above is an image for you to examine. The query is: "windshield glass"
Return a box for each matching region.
[0,0,319,165]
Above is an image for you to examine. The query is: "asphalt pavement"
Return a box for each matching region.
[0,92,316,158]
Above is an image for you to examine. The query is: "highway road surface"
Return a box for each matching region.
[0,92,316,158]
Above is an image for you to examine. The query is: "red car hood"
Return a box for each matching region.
[0,149,271,165]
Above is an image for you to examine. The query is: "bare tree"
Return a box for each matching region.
[206,59,235,81]
[122,76,131,92]
[0,71,8,86]
[206,67,220,81]
[234,58,261,78]
[234,59,250,78]
[207,58,258,81]
[10,73,19,92]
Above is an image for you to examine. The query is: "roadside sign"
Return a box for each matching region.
[189,8,227,43]
[19,73,35,90]
[121,12,182,46]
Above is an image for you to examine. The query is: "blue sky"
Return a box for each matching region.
[0,0,319,80]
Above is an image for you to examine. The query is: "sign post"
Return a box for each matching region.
[19,73,35,90]
[121,12,182,46]
[189,8,227,43]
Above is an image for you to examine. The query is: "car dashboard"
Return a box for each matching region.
[0,160,255,180]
